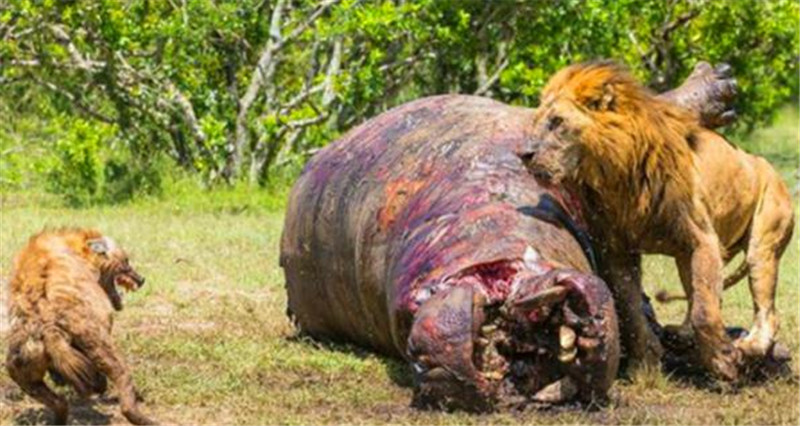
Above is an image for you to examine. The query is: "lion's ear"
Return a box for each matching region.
[587,83,616,112]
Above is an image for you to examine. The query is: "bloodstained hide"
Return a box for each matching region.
[281,94,619,410]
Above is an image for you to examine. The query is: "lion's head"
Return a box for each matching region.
[523,61,698,200]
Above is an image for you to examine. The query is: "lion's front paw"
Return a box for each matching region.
[705,343,743,382]
[734,334,769,358]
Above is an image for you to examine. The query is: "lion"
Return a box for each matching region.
[653,130,794,356]
[5,228,156,425]
[521,61,793,382]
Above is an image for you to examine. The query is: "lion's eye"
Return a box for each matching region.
[587,99,601,111]
[547,116,563,131]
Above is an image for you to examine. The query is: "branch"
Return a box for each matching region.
[165,81,206,144]
[8,59,42,67]
[627,30,658,74]
[659,9,700,40]
[278,0,341,50]
[229,0,287,179]
[286,112,329,130]
[8,17,214,172]
[378,53,435,72]
[644,7,700,88]
[32,77,115,123]
[322,38,342,107]
[279,83,325,116]
[228,0,341,180]
[49,25,104,71]
[474,57,509,96]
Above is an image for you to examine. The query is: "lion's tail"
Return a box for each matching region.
[722,259,751,290]
[655,260,750,304]
[42,326,102,395]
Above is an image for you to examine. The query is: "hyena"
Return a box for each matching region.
[5,228,155,425]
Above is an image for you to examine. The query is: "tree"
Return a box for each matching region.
[1,0,797,194]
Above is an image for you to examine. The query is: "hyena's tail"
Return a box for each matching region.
[42,326,104,395]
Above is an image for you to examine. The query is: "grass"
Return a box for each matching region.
[0,108,798,425]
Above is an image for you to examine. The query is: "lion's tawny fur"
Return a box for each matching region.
[527,61,793,381]
[536,62,705,242]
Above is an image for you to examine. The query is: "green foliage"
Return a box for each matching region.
[102,154,165,204]
[47,118,109,206]
[1,0,798,202]
[42,117,164,206]
[0,88,66,192]
[730,106,800,186]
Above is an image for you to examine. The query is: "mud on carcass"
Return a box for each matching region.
[280,95,620,411]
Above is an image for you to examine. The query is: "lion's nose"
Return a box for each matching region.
[519,146,540,164]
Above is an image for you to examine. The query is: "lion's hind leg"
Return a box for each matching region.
[737,176,794,358]
[6,336,69,425]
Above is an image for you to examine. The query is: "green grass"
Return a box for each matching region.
[1,108,798,425]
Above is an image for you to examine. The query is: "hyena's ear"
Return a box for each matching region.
[87,238,109,255]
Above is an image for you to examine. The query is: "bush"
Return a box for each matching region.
[45,119,164,206]
[46,119,107,206]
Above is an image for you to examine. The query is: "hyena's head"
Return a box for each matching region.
[84,234,145,311]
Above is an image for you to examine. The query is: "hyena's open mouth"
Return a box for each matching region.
[108,272,145,310]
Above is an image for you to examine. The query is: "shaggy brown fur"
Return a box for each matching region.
[5,228,155,425]
[524,61,792,382]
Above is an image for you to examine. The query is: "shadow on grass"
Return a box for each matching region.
[285,333,415,389]
[662,358,797,392]
[659,326,798,392]
[13,399,114,426]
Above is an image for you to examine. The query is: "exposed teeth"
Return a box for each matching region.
[481,371,504,381]
[481,324,497,334]
[559,326,576,350]
[532,377,578,403]
[557,325,578,363]
[558,347,577,364]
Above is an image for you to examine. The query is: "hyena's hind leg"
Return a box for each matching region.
[49,364,107,395]
[6,338,69,425]
[65,321,156,425]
